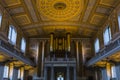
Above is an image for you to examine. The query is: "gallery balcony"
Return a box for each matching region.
[86,35,120,67]
[0,38,35,66]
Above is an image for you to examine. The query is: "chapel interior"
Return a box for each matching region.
[0,0,120,80]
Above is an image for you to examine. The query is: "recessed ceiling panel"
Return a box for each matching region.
[90,14,107,25]
[9,7,24,15]
[100,0,118,7]
[4,0,21,6]
[96,6,112,15]
[14,14,31,25]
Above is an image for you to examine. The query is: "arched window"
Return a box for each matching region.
[103,26,111,45]
[3,65,9,78]
[0,13,2,27]
[94,38,100,53]
[8,25,17,45]
[21,38,26,53]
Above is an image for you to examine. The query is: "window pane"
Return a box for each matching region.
[108,27,112,40]
[11,28,17,44]
[111,66,116,78]
[8,25,17,45]
[8,26,12,40]
[118,16,120,29]
[94,38,100,53]
[18,69,21,79]
[0,14,2,26]
[21,38,26,53]
[3,65,9,78]
[103,27,111,45]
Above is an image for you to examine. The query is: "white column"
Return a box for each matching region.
[44,67,47,80]
[51,66,54,80]
[74,67,76,80]
[41,41,45,77]
[67,66,70,80]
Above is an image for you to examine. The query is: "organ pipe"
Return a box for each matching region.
[67,33,71,52]
[50,33,54,52]
[65,39,67,51]
[49,32,71,53]
[55,38,58,50]
[53,39,56,51]
[62,38,65,50]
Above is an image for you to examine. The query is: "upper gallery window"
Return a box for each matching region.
[103,26,112,45]
[94,38,100,53]
[118,16,120,29]
[0,14,2,27]
[21,37,26,53]
[8,25,17,45]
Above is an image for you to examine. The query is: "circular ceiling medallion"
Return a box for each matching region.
[54,2,66,10]
[37,0,83,21]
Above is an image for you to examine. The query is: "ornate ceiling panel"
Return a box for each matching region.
[37,0,83,21]
[0,0,120,38]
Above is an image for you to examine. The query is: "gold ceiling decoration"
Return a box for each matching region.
[37,0,83,21]
[43,26,78,34]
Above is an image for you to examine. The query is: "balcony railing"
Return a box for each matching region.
[0,39,35,66]
[86,37,120,67]
[44,58,76,66]
[44,58,76,67]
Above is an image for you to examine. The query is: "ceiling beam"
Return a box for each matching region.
[22,22,98,30]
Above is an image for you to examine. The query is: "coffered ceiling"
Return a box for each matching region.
[0,0,120,38]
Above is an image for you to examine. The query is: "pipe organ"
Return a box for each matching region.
[50,33,71,54]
